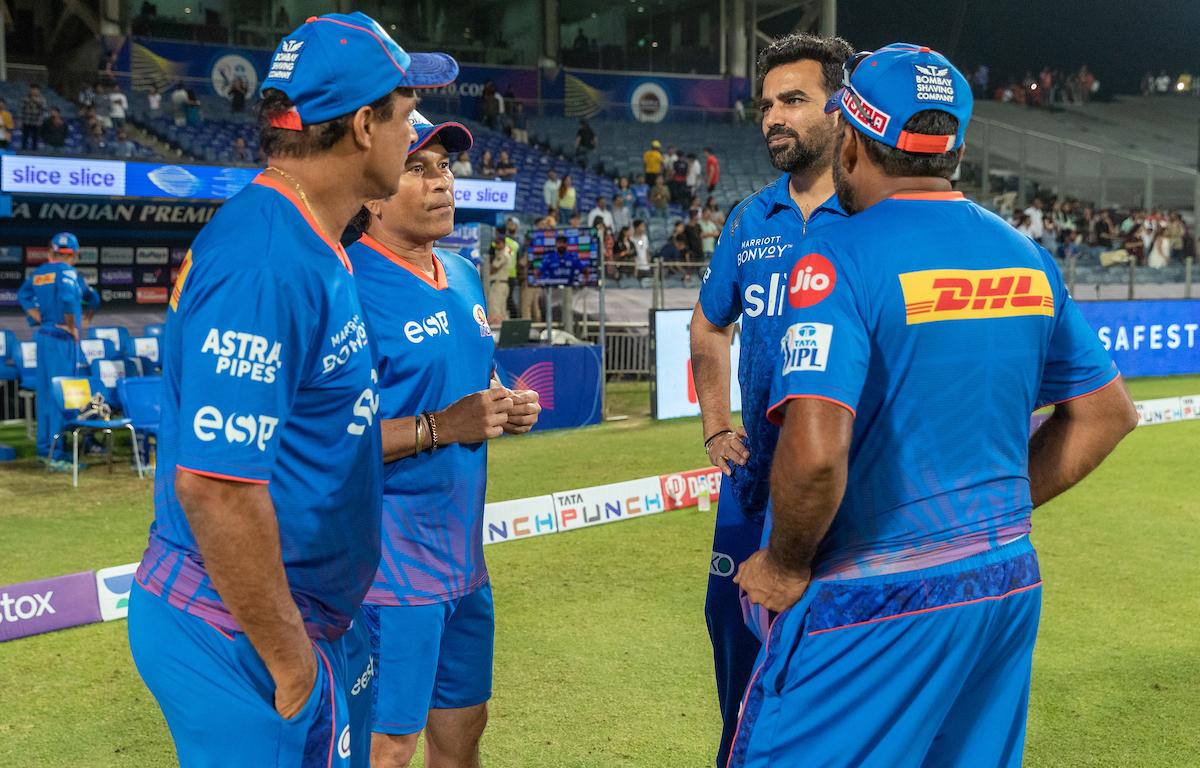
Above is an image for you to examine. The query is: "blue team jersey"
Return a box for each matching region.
[17,262,92,327]
[136,174,384,641]
[698,176,847,521]
[347,235,495,607]
[767,191,1118,579]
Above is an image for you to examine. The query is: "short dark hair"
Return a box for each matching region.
[755,34,854,98]
[258,87,410,159]
[856,110,961,179]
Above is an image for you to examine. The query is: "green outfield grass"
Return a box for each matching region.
[0,378,1197,767]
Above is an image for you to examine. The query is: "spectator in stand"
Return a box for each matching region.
[480,80,499,129]
[479,149,496,177]
[612,194,632,233]
[113,128,137,158]
[1023,197,1046,240]
[171,83,189,127]
[703,195,726,228]
[685,152,702,198]
[1167,212,1186,262]
[657,220,688,279]
[568,212,583,227]
[1092,209,1116,249]
[511,102,529,144]
[1155,71,1171,94]
[77,83,96,109]
[669,151,691,206]
[973,64,989,96]
[664,145,679,169]
[632,219,652,280]
[41,108,68,149]
[643,139,664,184]
[575,118,597,167]
[148,85,162,115]
[94,83,113,129]
[1012,211,1033,237]
[488,226,515,322]
[0,99,13,149]
[592,219,614,272]
[699,205,720,260]
[519,221,545,322]
[683,208,704,265]
[84,122,109,155]
[612,225,634,278]
[632,174,651,219]
[229,76,249,113]
[451,152,473,177]
[557,174,577,221]
[184,90,202,127]
[109,83,128,128]
[649,175,671,218]
[542,168,561,210]
[704,147,720,192]
[20,85,48,150]
[495,150,517,180]
[586,196,614,231]
[616,176,635,210]
[230,136,254,164]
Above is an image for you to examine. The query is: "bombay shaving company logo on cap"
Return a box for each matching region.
[268,39,305,82]
[913,63,956,104]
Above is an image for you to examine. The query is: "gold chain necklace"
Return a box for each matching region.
[266,165,319,222]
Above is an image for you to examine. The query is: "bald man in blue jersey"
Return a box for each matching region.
[729,44,1138,767]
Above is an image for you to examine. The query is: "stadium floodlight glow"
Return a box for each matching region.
[1177,82,1186,92]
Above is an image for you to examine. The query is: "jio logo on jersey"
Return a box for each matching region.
[788,254,836,308]
[781,322,833,374]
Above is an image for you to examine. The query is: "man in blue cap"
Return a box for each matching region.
[347,112,540,767]
[126,14,458,767]
[17,231,101,469]
[728,44,1137,767]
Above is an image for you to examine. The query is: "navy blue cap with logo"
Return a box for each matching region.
[261,12,459,130]
[408,110,474,155]
[825,42,973,154]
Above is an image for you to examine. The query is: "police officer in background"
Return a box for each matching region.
[17,232,100,469]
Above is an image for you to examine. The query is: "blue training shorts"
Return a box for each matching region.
[359,583,495,735]
[128,581,365,768]
[728,536,1043,768]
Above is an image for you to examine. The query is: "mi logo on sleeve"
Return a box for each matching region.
[899,268,1054,325]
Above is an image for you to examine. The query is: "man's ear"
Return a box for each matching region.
[364,198,387,218]
[351,105,375,150]
[839,123,859,177]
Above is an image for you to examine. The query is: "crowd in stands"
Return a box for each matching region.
[1005,195,1194,270]
[1140,71,1200,96]
[967,65,1101,108]
[0,80,156,159]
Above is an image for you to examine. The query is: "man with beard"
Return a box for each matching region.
[729,44,1135,767]
[688,33,852,768]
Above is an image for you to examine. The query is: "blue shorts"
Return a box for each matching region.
[705,473,764,768]
[359,583,495,735]
[128,581,367,768]
[728,536,1043,768]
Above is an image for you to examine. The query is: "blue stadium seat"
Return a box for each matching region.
[118,376,162,468]
[90,358,138,410]
[88,326,133,357]
[47,376,143,487]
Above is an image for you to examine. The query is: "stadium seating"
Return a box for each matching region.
[118,376,163,468]
[127,91,259,165]
[79,338,117,369]
[88,326,134,357]
[91,358,139,410]
[0,80,159,160]
[130,336,162,375]
[47,376,143,487]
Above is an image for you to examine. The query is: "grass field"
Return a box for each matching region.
[1,378,1198,767]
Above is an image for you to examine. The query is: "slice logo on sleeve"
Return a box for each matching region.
[781,322,834,374]
[899,268,1054,325]
[788,253,836,308]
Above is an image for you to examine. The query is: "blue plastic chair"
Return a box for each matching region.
[89,326,133,356]
[78,338,117,370]
[0,330,18,422]
[48,376,143,487]
[118,376,162,470]
[129,336,162,374]
[90,358,138,410]
[15,341,38,438]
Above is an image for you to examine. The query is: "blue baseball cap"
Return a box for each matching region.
[262,12,458,128]
[408,111,473,155]
[825,43,972,154]
[50,232,79,254]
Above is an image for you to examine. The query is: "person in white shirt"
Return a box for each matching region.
[542,169,561,212]
[686,152,702,194]
[450,152,473,177]
[147,86,162,114]
[586,196,614,231]
[611,195,632,232]
[109,84,129,128]
[632,218,651,278]
[1023,199,1045,240]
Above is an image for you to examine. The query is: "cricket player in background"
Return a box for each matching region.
[127,14,458,766]
[688,34,851,767]
[17,231,100,469]
[346,116,540,767]
[730,43,1138,767]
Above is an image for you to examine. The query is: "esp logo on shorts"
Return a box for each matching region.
[788,254,836,308]
[899,268,1054,325]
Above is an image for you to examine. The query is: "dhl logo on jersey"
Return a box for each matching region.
[899,268,1054,325]
[169,250,192,312]
[33,273,56,286]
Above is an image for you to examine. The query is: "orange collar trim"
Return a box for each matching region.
[889,191,966,201]
[253,174,353,273]
[358,234,448,290]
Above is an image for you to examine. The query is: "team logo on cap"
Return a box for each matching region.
[841,89,890,136]
[913,64,956,104]
[268,40,305,82]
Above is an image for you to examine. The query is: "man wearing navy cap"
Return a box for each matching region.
[17,231,101,469]
[346,113,540,768]
[729,44,1137,767]
[127,14,458,767]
